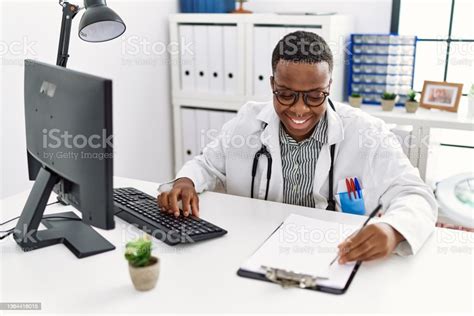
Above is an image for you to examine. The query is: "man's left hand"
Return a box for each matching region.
[337,223,405,264]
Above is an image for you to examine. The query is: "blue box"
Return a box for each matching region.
[180,0,235,13]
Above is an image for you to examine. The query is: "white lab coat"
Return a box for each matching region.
[166,100,438,256]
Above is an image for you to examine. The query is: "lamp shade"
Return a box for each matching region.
[78,0,126,42]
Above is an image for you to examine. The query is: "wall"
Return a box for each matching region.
[245,0,392,33]
[1,0,178,198]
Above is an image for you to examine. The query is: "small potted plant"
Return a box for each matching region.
[125,236,160,291]
[348,93,363,108]
[381,92,398,111]
[405,90,419,113]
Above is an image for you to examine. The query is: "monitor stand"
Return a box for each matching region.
[13,167,115,258]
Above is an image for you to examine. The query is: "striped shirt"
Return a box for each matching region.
[279,114,328,207]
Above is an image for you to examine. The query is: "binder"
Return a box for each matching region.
[181,107,198,163]
[208,110,226,143]
[223,26,239,94]
[270,26,287,51]
[193,25,210,92]
[307,26,324,37]
[208,26,225,93]
[237,214,361,294]
[195,109,210,154]
[253,26,271,96]
[285,26,304,34]
[178,25,195,91]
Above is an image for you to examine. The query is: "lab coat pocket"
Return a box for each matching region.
[335,178,367,215]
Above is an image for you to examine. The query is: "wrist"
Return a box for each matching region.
[174,177,194,188]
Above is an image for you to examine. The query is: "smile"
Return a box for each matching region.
[286,114,312,125]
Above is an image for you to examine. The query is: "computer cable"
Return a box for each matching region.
[0,201,60,227]
[0,201,82,240]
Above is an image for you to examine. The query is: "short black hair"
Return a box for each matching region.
[271,31,334,73]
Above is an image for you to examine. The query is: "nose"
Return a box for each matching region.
[290,93,311,116]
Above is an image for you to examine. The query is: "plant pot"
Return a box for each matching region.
[348,96,362,108]
[128,256,160,291]
[405,100,419,113]
[381,99,396,111]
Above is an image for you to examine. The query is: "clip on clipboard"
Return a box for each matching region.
[262,265,320,289]
[237,214,362,294]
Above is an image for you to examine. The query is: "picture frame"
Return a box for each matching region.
[420,80,463,112]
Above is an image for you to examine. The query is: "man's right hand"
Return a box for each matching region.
[157,177,199,218]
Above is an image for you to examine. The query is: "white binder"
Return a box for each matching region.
[181,107,198,163]
[306,26,324,37]
[193,25,210,92]
[285,26,304,34]
[178,25,195,91]
[253,26,271,96]
[223,26,239,94]
[208,26,225,93]
[269,26,287,52]
[208,110,226,143]
[195,109,210,154]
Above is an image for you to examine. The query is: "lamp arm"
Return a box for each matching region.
[56,2,81,67]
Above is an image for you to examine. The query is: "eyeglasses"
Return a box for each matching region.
[272,79,330,108]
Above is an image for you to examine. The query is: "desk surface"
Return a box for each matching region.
[1,177,473,314]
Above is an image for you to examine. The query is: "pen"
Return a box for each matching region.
[350,178,356,199]
[354,177,361,199]
[345,178,352,200]
[329,203,383,266]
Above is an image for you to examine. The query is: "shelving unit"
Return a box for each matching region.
[169,13,353,171]
[348,34,417,106]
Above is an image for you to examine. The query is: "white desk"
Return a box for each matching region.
[358,104,474,180]
[1,177,473,314]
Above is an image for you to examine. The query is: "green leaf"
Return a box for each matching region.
[124,237,152,267]
[381,92,397,100]
[407,90,417,102]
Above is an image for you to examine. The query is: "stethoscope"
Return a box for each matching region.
[250,99,337,211]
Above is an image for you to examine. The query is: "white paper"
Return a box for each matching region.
[240,214,359,289]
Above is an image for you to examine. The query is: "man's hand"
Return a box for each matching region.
[337,223,405,264]
[157,177,199,218]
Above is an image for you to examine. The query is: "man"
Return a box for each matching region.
[158,31,437,264]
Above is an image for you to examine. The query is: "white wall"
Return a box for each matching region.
[0,0,178,198]
[245,0,392,33]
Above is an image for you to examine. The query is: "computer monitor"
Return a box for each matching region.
[13,59,115,258]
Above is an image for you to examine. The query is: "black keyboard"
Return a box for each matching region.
[113,187,227,245]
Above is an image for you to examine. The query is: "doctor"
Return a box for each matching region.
[158,31,437,263]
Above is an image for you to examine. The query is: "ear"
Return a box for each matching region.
[270,75,274,90]
[328,78,333,93]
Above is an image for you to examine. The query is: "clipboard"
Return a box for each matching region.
[236,214,362,295]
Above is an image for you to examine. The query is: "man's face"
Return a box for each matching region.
[271,61,332,142]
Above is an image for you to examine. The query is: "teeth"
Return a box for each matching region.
[290,117,309,124]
